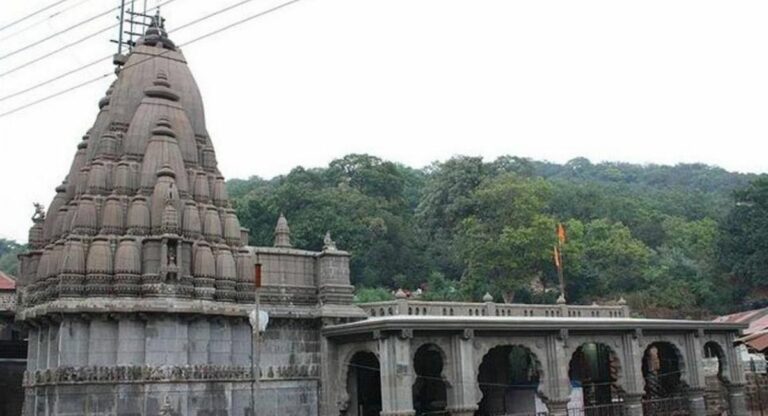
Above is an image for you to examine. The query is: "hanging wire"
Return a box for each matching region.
[0,0,305,118]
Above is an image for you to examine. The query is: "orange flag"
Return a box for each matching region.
[557,223,567,245]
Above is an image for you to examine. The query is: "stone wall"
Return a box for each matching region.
[21,313,327,416]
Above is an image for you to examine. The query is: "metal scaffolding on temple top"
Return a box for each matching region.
[111,0,157,65]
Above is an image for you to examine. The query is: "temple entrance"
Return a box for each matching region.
[476,345,542,416]
[642,342,688,415]
[568,343,622,415]
[347,351,382,416]
[412,344,448,416]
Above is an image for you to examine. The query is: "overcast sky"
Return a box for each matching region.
[1,0,767,243]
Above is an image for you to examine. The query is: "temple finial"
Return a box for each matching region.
[274,213,291,248]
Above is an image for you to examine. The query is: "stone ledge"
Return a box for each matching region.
[16,297,368,321]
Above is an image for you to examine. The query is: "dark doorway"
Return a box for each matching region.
[642,342,683,399]
[569,343,621,407]
[641,342,689,415]
[412,344,448,416]
[347,351,382,416]
[476,345,541,416]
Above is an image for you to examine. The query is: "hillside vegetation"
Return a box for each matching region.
[228,154,765,318]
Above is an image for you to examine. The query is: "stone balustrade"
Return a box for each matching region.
[359,298,630,319]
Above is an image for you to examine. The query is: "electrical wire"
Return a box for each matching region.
[0,0,305,119]
[0,0,178,102]
[0,24,114,78]
[0,0,259,80]
[0,0,264,101]
[0,0,72,33]
[0,0,96,43]
[0,2,123,62]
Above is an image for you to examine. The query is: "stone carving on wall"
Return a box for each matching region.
[23,364,252,387]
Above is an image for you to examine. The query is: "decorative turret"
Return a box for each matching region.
[182,200,202,238]
[71,195,98,235]
[222,209,242,246]
[59,237,86,297]
[85,236,113,296]
[114,236,141,296]
[127,196,151,235]
[42,183,67,241]
[274,213,292,248]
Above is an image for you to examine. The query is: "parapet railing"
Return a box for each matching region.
[358,298,629,319]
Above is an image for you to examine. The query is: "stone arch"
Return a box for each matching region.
[641,341,686,400]
[343,350,382,416]
[411,340,451,384]
[703,340,731,414]
[412,343,448,415]
[475,344,545,416]
[703,340,730,383]
[568,342,624,408]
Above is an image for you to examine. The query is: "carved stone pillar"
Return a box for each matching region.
[446,329,478,416]
[620,332,645,416]
[683,331,707,416]
[724,332,748,416]
[379,330,415,416]
[686,387,707,416]
[726,383,748,416]
[544,332,571,416]
[546,398,570,416]
[623,392,644,416]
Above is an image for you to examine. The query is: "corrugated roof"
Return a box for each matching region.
[718,307,768,352]
[714,307,768,325]
[0,271,15,290]
[739,329,768,352]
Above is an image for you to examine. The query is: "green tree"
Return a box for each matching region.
[0,238,24,276]
[456,174,556,301]
[718,177,768,295]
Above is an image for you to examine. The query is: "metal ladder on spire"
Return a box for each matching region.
[111,0,158,65]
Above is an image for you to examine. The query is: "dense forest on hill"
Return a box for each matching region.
[1,155,766,318]
[228,154,765,318]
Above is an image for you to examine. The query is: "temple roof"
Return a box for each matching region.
[322,315,748,338]
[0,271,16,291]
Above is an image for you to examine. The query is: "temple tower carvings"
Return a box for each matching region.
[14,19,262,416]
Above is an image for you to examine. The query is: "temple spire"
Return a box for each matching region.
[274,213,291,248]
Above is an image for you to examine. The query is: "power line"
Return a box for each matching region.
[0,0,254,80]
[0,24,114,78]
[171,0,260,33]
[0,0,182,79]
[0,0,95,43]
[0,0,178,102]
[0,0,72,33]
[0,2,123,62]
[0,0,305,119]
[0,0,279,103]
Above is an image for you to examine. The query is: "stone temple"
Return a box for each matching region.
[12,17,752,416]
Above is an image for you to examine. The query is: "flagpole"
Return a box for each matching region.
[556,223,567,303]
[557,242,565,300]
